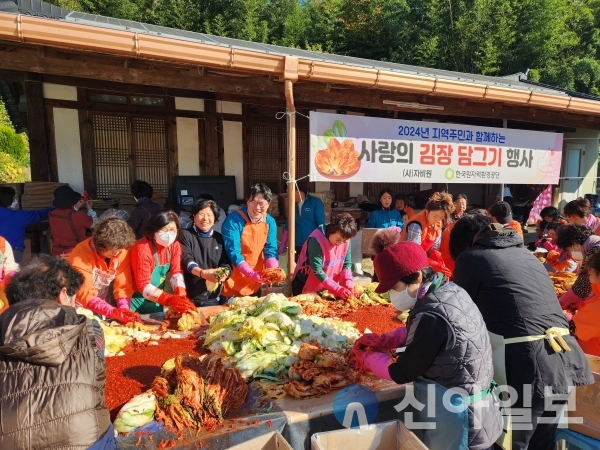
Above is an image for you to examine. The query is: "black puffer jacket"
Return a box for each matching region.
[408,281,502,449]
[0,299,111,449]
[453,224,593,399]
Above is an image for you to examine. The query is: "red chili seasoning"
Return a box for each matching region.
[266,420,272,428]
[340,304,403,334]
[105,336,209,420]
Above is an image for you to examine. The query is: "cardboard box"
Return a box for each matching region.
[568,354,600,440]
[361,228,379,255]
[228,431,292,450]
[260,281,288,297]
[311,420,427,450]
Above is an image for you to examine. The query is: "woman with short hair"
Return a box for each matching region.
[563,197,600,235]
[221,183,280,297]
[68,217,140,324]
[291,212,358,298]
[180,198,231,307]
[130,211,196,314]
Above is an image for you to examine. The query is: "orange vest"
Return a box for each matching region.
[440,221,457,273]
[574,284,600,356]
[405,206,415,219]
[400,210,442,252]
[507,220,523,238]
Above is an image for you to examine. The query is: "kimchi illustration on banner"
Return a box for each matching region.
[314,119,361,179]
[309,112,563,184]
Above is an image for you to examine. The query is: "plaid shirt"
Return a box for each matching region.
[405,223,441,250]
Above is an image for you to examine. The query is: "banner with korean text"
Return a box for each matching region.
[309,112,563,184]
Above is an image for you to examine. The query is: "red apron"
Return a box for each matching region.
[292,228,348,293]
[223,210,268,297]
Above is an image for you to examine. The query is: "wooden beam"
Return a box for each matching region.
[44,105,58,182]
[24,80,50,181]
[2,43,599,130]
[0,44,285,99]
[198,119,206,175]
[166,117,178,201]
[78,109,96,196]
[204,100,219,176]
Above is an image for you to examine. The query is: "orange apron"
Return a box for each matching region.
[574,284,600,356]
[223,210,268,297]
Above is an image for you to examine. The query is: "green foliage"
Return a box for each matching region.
[0,125,28,164]
[0,100,11,129]
[42,0,600,96]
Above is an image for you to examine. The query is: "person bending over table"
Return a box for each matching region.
[68,217,140,324]
[291,213,357,299]
[352,234,502,450]
[221,183,279,297]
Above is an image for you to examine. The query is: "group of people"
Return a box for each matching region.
[352,194,597,450]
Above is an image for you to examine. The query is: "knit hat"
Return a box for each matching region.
[490,201,513,224]
[52,186,82,208]
[373,241,429,293]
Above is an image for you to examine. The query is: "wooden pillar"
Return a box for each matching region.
[204,99,219,176]
[78,110,95,196]
[24,80,50,181]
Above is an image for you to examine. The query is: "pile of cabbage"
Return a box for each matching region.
[203,294,360,380]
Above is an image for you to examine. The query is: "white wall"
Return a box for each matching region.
[176,117,200,176]
[349,182,363,197]
[43,83,77,101]
[53,108,84,192]
[175,97,204,112]
[217,101,242,115]
[315,182,331,192]
[223,121,244,199]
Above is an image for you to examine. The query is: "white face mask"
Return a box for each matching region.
[389,285,419,311]
[155,231,177,247]
[10,199,18,209]
[571,251,584,261]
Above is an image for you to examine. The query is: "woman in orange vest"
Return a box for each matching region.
[68,217,141,324]
[400,192,454,278]
[221,183,279,297]
[573,252,600,356]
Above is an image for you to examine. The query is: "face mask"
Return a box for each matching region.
[10,200,18,209]
[155,231,177,247]
[571,251,583,261]
[389,285,419,311]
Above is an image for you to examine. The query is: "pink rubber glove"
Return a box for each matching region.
[559,288,585,310]
[322,277,353,299]
[388,226,402,234]
[279,230,288,254]
[116,298,131,310]
[87,296,115,317]
[341,268,353,289]
[354,327,407,351]
[265,257,279,269]
[353,350,393,380]
[236,261,262,282]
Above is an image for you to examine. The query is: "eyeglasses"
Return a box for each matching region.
[249,200,269,209]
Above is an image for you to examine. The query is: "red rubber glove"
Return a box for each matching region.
[157,292,197,313]
[173,286,187,297]
[109,308,142,324]
[354,327,407,351]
